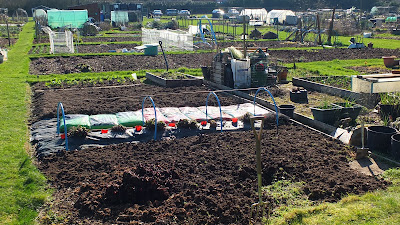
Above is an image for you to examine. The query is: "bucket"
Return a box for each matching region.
[144,44,158,56]
[367,126,397,153]
[277,67,288,81]
[391,134,400,160]
[279,105,295,118]
[382,56,397,68]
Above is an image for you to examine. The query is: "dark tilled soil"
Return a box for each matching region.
[218,40,318,49]
[30,53,215,75]
[31,83,245,122]
[33,36,141,44]
[30,48,400,75]
[29,44,140,54]
[82,36,141,43]
[38,124,387,224]
[0,38,17,47]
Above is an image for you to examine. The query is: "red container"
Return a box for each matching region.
[135,125,142,132]
[169,123,176,127]
[101,129,108,134]
[201,121,207,126]
[60,134,65,139]
[232,118,238,123]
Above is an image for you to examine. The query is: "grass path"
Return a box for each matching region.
[0,21,50,224]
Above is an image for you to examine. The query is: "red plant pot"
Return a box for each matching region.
[169,123,176,127]
[232,118,238,123]
[135,125,142,132]
[201,121,207,126]
[101,129,108,134]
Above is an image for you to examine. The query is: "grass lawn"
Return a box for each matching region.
[0,21,50,224]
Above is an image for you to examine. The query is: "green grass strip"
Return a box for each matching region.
[0,21,50,224]
[286,58,386,78]
[268,168,400,224]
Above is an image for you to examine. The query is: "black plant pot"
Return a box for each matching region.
[391,134,400,160]
[367,126,397,153]
[279,105,295,118]
[290,90,308,103]
[380,104,399,119]
[310,106,341,125]
[332,102,362,120]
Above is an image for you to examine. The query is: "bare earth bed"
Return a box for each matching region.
[33,82,387,224]
[30,48,399,75]
[31,82,245,123]
[38,123,387,224]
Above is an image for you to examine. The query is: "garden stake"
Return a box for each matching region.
[250,115,266,221]
[356,121,369,159]
[159,41,169,71]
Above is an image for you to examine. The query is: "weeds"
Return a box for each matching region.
[145,118,166,131]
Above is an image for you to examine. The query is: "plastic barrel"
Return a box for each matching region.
[391,134,400,160]
[279,105,295,118]
[367,126,397,153]
[144,44,158,56]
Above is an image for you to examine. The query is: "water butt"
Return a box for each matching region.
[391,134,400,160]
[367,126,397,153]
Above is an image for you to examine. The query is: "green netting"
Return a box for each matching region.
[115,111,143,127]
[111,11,129,24]
[47,9,88,29]
[386,17,397,23]
[59,114,91,132]
[89,114,119,129]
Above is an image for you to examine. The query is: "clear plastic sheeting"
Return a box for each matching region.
[142,28,193,51]
[47,9,88,29]
[48,30,74,54]
[111,11,129,25]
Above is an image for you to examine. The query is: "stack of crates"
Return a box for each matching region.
[249,48,271,87]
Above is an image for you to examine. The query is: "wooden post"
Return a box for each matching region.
[317,14,322,45]
[327,8,336,45]
[6,16,10,47]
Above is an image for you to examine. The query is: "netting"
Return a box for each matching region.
[47,9,88,29]
[142,28,193,51]
[111,11,129,25]
[49,30,74,54]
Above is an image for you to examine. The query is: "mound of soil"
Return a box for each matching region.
[31,83,245,122]
[30,53,215,75]
[38,124,387,224]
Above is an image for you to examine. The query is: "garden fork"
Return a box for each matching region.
[250,115,266,221]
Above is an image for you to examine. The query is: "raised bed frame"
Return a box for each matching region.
[146,72,203,88]
[292,77,379,108]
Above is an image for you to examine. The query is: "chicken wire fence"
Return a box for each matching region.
[142,28,193,51]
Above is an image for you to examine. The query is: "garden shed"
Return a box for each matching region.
[267,10,296,25]
[239,8,268,23]
[47,9,88,28]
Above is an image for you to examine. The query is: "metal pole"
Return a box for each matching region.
[6,16,10,47]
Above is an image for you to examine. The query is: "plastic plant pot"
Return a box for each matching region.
[382,56,397,68]
[135,125,142,132]
[367,126,397,153]
[101,129,108,134]
[201,121,207,126]
[232,118,238,123]
[391,134,400,160]
[169,123,176,127]
[60,134,65,139]
[278,105,295,118]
